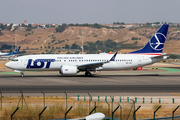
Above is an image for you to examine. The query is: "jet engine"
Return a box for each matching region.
[59,65,78,75]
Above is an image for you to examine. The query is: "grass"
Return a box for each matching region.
[0,96,104,120]
[0,63,6,69]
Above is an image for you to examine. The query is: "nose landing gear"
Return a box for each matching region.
[20,72,24,77]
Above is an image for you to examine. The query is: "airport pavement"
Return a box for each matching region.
[0,68,180,96]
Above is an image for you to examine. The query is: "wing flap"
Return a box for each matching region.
[78,61,108,71]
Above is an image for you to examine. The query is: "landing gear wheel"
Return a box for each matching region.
[20,72,24,77]
[85,71,91,77]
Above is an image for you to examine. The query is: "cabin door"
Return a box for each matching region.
[138,56,142,65]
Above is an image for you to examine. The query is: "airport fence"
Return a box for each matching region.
[0,91,180,120]
[0,92,135,120]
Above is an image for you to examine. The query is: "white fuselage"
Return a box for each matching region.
[5,53,165,72]
[0,53,12,56]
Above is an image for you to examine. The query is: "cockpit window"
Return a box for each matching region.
[12,59,18,61]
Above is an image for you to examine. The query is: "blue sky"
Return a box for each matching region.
[0,0,179,24]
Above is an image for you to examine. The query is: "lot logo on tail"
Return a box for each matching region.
[149,33,166,50]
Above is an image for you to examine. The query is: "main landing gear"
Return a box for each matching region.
[85,71,91,77]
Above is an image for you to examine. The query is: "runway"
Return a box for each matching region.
[0,68,180,94]
[0,84,180,93]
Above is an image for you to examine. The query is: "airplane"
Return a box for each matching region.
[5,24,169,77]
[0,46,21,58]
[68,112,105,120]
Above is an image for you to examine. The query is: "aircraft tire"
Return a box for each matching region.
[85,71,91,77]
[21,72,24,77]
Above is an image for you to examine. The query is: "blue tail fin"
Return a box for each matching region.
[129,24,169,54]
[110,52,117,61]
[12,46,21,54]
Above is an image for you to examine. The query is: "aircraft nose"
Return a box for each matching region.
[5,62,11,68]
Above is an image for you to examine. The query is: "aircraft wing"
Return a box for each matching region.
[78,61,108,70]
[78,52,117,71]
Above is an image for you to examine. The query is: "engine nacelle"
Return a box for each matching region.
[59,65,78,75]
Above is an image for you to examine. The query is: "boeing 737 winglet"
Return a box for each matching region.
[5,25,169,77]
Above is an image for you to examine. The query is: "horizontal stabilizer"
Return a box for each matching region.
[150,53,168,59]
